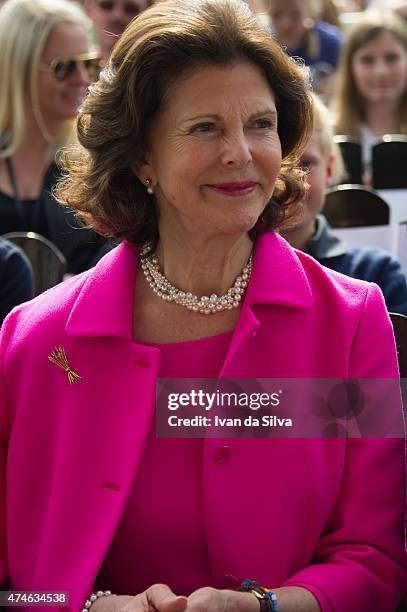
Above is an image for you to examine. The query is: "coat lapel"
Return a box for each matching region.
[220,232,313,377]
[30,243,161,610]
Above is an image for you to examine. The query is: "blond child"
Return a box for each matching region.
[282,95,407,314]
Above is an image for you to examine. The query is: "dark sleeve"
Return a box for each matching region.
[373,254,407,315]
[0,242,33,326]
[348,248,407,316]
[50,208,114,274]
[326,248,407,316]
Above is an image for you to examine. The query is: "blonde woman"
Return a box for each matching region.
[332,10,407,180]
[0,0,108,273]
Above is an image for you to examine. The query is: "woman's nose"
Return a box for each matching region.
[372,58,388,75]
[220,130,252,167]
[110,4,130,23]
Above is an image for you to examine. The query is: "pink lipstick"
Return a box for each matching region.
[207,181,256,197]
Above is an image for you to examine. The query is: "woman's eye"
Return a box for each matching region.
[190,123,215,133]
[252,118,274,129]
[359,56,374,65]
[385,53,400,63]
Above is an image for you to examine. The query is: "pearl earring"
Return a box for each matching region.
[145,179,154,195]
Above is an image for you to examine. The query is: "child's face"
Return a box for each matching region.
[269,0,310,49]
[300,138,332,222]
[287,137,333,237]
[280,136,334,248]
[351,31,407,106]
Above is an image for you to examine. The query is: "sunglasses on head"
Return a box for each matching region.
[96,0,142,16]
[41,53,102,81]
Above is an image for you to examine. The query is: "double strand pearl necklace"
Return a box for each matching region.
[139,244,253,314]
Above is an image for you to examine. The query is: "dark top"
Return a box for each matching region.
[0,237,32,326]
[287,21,344,69]
[0,163,112,274]
[307,214,407,315]
[0,190,50,237]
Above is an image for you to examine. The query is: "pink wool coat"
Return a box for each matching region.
[0,232,406,611]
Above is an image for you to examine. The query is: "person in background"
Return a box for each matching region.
[332,10,407,182]
[319,0,341,27]
[0,0,110,274]
[282,94,407,315]
[268,0,344,96]
[0,237,32,326]
[84,0,151,64]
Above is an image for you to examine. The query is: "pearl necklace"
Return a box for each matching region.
[139,244,253,314]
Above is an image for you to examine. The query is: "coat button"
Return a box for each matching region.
[213,445,231,463]
[133,359,151,369]
[221,574,240,589]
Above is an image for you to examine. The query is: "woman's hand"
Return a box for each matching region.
[89,585,319,611]
[184,586,320,611]
[185,587,259,611]
[88,584,188,612]
[88,587,257,612]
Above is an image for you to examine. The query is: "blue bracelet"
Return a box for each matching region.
[237,579,279,611]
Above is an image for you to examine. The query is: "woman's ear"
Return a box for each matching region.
[304,17,315,30]
[132,156,156,187]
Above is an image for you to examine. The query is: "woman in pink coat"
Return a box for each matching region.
[0,0,406,611]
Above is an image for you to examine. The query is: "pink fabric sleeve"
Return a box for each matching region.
[283,284,407,611]
[0,311,17,589]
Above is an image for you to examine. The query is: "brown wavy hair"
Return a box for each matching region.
[55,0,313,250]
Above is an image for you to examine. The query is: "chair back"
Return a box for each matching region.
[372,136,407,190]
[395,594,407,612]
[389,312,407,379]
[2,231,66,296]
[333,136,363,185]
[385,314,407,612]
[322,185,390,228]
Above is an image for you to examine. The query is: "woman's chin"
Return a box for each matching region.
[209,215,261,238]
